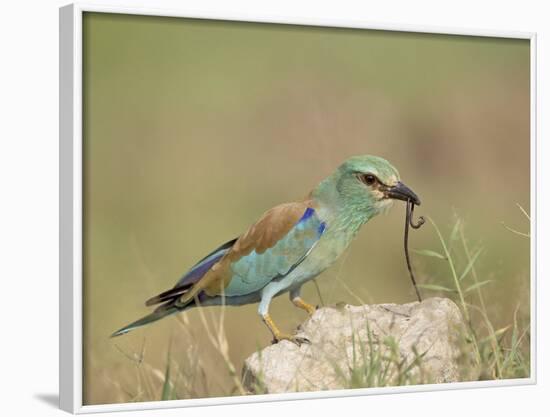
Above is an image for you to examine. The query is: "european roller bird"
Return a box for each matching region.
[112,155,421,344]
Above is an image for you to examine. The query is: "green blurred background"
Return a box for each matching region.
[82,12,530,404]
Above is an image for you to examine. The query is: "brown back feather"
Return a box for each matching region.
[177,199,315,303]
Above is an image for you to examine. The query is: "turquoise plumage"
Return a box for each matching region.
[226,208,324,296]
[112,155,421,344]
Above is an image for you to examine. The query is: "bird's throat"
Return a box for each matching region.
[316,202,374,242]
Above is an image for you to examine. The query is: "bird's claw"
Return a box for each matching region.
[271,334,311,346]
[292,336,311,346]
[303,303,319,316]
[304,305,319,317]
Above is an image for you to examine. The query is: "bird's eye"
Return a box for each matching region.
[361,174,377,186]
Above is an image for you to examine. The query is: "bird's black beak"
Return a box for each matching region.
[387,181,421,206]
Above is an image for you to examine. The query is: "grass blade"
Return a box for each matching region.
[501,222,530,238]
[449,218,461,243]
[411,249,447,260]
[417,284,456,292]
[459,247,483,281]
[161,340,173,401]
[478,325,511,345]
[464,280,493,293]
[516,203,530,221]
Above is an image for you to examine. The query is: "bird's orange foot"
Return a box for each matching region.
[263,314,311,346]
[292,297,318,316]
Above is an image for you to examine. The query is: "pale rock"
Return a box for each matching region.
[243,297,478,393]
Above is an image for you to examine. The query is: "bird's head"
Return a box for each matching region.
[314,155,421,219]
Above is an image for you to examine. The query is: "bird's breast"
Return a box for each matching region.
[290,225,358,285]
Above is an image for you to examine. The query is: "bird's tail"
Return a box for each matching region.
[110,305,179,338]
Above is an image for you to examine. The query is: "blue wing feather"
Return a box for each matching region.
[145,237,236,306]
[175,237,237,288]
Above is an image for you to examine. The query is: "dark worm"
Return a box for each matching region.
[404,199,425,302]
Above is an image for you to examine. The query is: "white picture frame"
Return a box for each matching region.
[59,2,537,413]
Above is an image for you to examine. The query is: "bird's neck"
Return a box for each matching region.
[309,177,378,237]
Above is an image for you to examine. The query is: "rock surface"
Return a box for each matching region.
[243,297,478,394]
